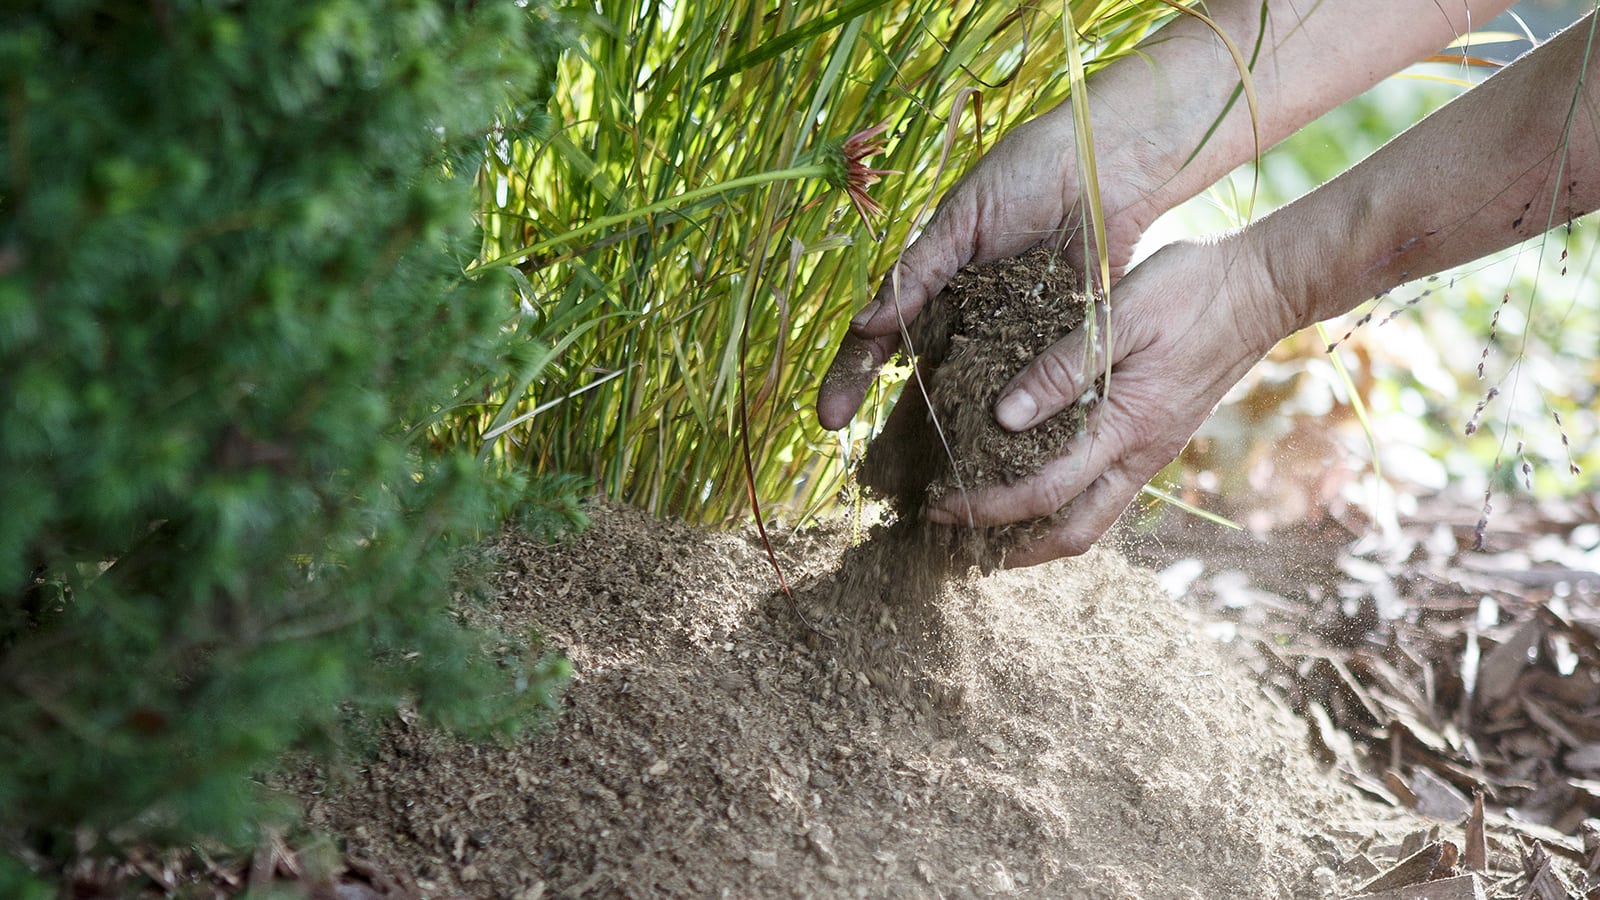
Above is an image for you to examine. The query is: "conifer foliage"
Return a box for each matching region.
[0,0,568,882]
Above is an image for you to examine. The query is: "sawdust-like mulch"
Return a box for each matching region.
[305,503,1390,898]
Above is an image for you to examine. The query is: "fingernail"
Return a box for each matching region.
[995,390,1037,431]
[849,300,881,330]
[925,506,956,525]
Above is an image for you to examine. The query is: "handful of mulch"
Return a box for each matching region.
[856,245,1095,577]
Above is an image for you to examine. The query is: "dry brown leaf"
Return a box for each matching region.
[1353,841,1446,894]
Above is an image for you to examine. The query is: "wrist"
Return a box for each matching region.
[1211,224,1310,356]
[1077,21,1259,233]
[1041,89,1177,259]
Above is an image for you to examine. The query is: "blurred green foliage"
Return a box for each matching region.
[0,0,572,881]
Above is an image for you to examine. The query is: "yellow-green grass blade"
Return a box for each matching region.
[1139,483,1243,530]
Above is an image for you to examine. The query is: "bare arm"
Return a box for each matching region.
[1097,0,1518,234]
[817,0,1514,431]
[1258,11,1600,335]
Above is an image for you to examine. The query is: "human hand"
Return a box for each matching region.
[923,234,1292,566]
[815,105,1162,432]
[815,0,1498,436]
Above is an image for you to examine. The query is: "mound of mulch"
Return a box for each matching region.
[305,502,1386,898]
[40,249,1599,899]
[287,247,1590,900]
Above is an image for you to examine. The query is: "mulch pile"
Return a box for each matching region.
[35,487,1600,900]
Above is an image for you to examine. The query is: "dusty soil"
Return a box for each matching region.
[307,503,1392,899]
[27,251,1599,898]
[299,240,1411,896]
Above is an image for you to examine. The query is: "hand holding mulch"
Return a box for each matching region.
[853,245,1091,573]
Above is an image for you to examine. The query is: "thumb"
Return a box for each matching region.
[994,304,1115,432]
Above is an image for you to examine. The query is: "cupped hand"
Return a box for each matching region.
[816,106,1160,432]
[926,234,1293,566]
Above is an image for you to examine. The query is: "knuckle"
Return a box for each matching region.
[1028,476,1076,520]
[1056,533,1093,558]
[1024,349,1081,410]
[1055,510,1100,554]
[1034,523,1091,561]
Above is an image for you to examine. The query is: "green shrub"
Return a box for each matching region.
[0,0,570,875]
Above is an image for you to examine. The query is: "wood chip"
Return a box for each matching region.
[1385,770,1420,808]
[1520,842,1574,900]
[1476,619,1543,706]
[1524,698,1587,749]
[1566,742,1600,773]
[1352,841,1445,894]
[1464,790,1487,873]
[1346,873,1486,900]
[1339,852,1383,881]
[1583,818,1600,880]
[1486,812,1586,858]
[1410,767,1471,821]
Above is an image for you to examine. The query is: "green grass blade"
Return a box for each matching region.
[706,0,898,82]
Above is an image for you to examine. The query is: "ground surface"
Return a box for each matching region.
[57,248,1599,898]
[311,503,1389,898]
[298,245,1598,900]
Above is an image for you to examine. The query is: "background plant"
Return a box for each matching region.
[0,0,571,886]
[461,0,1194,527]
[465,1,1598,535]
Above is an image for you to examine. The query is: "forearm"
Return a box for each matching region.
[1089,0,1515,224]
[1254,12,1600,334]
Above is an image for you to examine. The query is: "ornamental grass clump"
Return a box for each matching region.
[465,0,1187,528]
